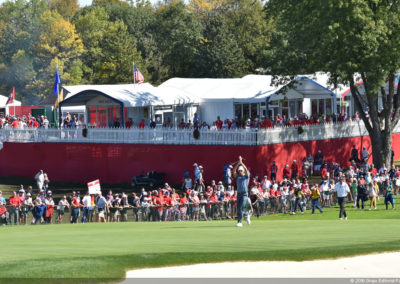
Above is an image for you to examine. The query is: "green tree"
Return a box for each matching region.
[224,0,272,72]
[48,0,80,19]
[195,14,246,77]
[153,2,203,78]
[31,10,84,100]
[0,0,48,103]
[266,0,400,168]
[89,0,167,83]
[74,6,146,84]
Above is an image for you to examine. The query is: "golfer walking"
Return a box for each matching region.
[335,177,350,220]
[233,156,250,227]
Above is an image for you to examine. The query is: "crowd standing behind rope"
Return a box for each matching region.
[0,146,398,226]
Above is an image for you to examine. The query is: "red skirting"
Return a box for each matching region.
[0,134,399,184]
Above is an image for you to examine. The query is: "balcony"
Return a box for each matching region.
[1,121,396,146]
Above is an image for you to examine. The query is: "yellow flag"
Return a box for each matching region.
[54,88,63,108]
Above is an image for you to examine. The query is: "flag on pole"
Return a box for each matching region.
[54,88,64,109]
[54,66,61,95]
[134,65,144,84]
[5,87,15,105]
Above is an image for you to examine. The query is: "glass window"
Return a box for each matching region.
[298,99,303,114]
[243,104,250,119]
[325,99,332,114]
[289,100,296,117]
[311,99,318,115]
[234,104,242,119]
[318,99,324,114]
[251,103,258,119]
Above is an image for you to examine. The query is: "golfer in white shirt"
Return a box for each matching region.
[335,178,350,220]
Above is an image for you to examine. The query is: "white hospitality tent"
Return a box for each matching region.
[0,94,21,116]
[60,73,338,127]
[61,83,200,127]
[159,73,337,122]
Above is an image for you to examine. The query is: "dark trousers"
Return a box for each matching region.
[357,196,365,209]
[237,192,247,223]
[295,198,304,212]
[338,197,347,218]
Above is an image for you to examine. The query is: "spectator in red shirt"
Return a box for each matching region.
[9,191,22,225]
[291,160,299,179]
[215,116,223,130]
[321,166,328,180]
[125,118,133,129]
[138,119,145,129]
[178,119,186,129]
[283,164,290,180]
[155,191,164,222]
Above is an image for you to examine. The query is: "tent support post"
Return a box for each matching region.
[120,103,125,128]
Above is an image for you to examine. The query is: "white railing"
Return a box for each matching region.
[0,127,258,146]
[1,121,398,146]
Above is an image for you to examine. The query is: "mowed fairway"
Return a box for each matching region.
[1,201,400,282]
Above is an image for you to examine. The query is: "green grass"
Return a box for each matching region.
[1,197,400,282]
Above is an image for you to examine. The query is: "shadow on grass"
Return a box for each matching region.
[1,239,400,283]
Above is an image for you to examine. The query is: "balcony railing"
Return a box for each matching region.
[1,121,398,146]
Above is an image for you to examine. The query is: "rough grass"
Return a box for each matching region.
[1,200,400,282]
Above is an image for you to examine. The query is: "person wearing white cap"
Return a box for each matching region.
[233,156,250,227]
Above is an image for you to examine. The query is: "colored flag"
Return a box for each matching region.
[54,88,63,109]
[54,66,61,95]
[134,65,144,84]
[5,87,15,105]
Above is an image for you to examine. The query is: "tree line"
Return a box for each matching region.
[0,0,272,104]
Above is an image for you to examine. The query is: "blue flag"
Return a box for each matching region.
[54,67,61,95]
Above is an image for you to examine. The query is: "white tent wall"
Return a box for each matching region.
[303,98,311,116]
[200,101,234,124]
[127,107,147,125]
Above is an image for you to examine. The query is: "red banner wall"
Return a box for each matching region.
[0,133,399,185]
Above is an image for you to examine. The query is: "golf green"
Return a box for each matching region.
[1,203,400,282]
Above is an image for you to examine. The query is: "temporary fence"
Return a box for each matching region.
[0,197,321,226]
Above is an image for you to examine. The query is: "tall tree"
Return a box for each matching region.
[48,0,80,19]
[74,6,146,84]
[195,14,246,77]
[0,0,48,102]
[153,2,203,78]
[266,0,400,168]
[31,10,84,101]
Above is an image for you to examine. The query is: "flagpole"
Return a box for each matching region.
[133,62,136,86]
[56,64,60,108]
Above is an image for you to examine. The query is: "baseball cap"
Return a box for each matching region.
[238,166,244,172]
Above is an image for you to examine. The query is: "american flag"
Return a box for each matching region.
[134,65,144,84]
[5,87,15,105]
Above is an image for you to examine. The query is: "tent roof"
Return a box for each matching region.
[61,73,337,108]
[159,75,285,103]
[0,94,21,107]
[62,83,200,107]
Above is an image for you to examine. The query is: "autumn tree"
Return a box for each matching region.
[74,6,146,84]
[32,10,84,100]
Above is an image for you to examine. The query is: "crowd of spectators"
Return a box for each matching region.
[0,145,398,225]
[125,112,364,130]
[1,110,363,131]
